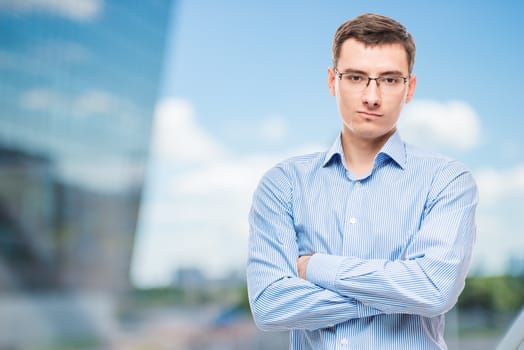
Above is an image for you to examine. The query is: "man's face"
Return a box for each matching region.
[328,38,416,142]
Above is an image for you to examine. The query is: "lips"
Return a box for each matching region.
[357,111,382,119]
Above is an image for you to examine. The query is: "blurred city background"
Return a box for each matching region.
[0,1,523,349]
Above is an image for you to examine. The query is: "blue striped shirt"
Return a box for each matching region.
[247,131,478,349]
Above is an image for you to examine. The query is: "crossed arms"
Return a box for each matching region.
[246,162,478,331]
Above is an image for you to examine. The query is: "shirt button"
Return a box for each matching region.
[355,181,361,188]
[341,337,349,346]
[349,217,357,224]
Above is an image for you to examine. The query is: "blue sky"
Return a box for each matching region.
[125,1,524,287]
[158,1,524,162]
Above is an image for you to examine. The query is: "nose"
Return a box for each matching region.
[362,79,381,107]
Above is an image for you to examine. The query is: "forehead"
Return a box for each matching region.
[338,38,409,73]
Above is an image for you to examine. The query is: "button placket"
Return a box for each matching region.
[343,178,364,255]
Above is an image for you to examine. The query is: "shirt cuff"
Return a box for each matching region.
[306,253,346,292]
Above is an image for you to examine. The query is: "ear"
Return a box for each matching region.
[405,74,417,103]
[327,67,336,96]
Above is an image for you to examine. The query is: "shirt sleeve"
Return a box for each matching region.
[306,161,478,317]
[246,164,381,331]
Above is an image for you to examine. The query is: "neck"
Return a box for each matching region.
[341,129,394,177]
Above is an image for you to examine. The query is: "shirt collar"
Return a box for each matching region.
[322,130,407,170]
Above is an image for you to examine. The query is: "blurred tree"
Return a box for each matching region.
[458,275,524,313]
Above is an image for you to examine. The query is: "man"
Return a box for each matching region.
[246,13,478,349]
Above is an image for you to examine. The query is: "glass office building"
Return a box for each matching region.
[0,1,173,348]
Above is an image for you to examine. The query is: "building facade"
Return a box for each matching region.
[0,1,173,348]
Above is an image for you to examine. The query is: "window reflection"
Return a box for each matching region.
[0,1,172,348]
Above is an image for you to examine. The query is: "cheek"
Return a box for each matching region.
[387,104,404,126]
[388,94,408,116]
[336,90,356,109]
[336,95,355,121]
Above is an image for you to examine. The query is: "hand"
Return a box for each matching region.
[297,255,312,279]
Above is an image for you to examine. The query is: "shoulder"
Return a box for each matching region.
[263,151,327,180]
[405,143,472,176]
[405,143,477,202]
[255,151,326,194]
[252,151,326,207]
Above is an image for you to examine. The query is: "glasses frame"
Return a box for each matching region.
[334,69,409,91]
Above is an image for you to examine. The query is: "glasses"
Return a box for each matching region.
[335,69,409,94]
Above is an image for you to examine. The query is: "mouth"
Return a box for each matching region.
[357,111,383,120]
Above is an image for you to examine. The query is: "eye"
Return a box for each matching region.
[381,76,401,85]
[346,74,366,83]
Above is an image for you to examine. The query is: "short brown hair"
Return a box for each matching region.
[332,13,416,74]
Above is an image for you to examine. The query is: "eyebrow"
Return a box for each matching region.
[338,68,406,76]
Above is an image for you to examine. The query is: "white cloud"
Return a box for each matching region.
[473,213,524,275]
[399,100,481,151]
[169,156,276,197]
[475,166,524,205]
[0,0,103,21]
[470,165,524,275]
[150,99,226,164]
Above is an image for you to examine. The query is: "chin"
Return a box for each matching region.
[348,124,394,140]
